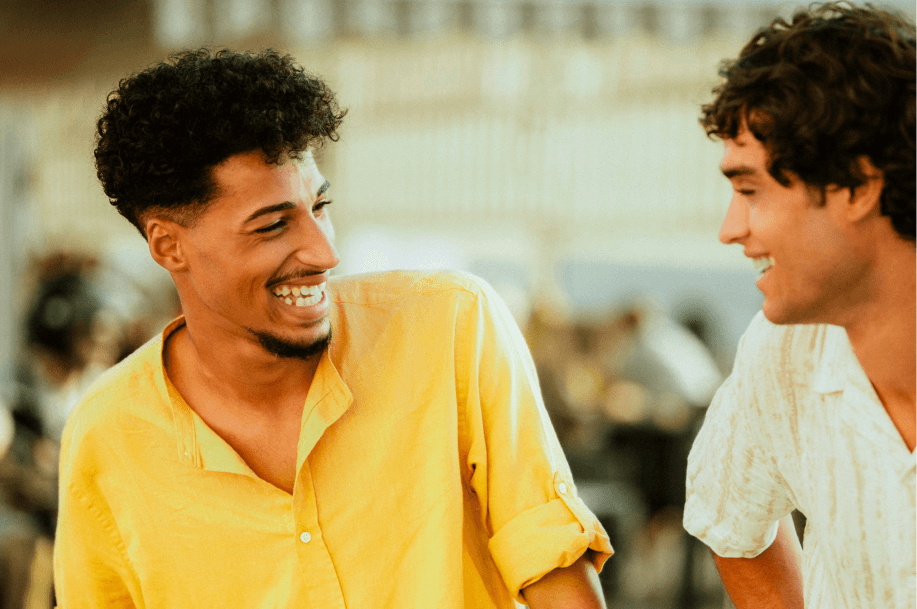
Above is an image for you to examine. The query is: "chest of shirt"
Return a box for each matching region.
[94,385,471,608]
[762,388,916,606]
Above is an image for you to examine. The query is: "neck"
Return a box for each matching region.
[167,313,322,415]
[840,240,915,449]
[841,243,915,394]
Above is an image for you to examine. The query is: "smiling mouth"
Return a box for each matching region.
[272,282,327,307]
[752,256,774,274]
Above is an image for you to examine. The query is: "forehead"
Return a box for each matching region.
[213,150,317,192]
[206,151,321,215]
[721,127,768,173]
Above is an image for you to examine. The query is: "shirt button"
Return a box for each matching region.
[558,482,568,495]
[299,531,312,543]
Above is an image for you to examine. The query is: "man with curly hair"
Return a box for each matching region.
[53,49,612,608]
[684,3,915,608]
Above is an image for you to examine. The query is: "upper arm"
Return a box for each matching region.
[455,278,613,601]
[55,431,142,609]
[683,317,795,558]
[711,515,804,609]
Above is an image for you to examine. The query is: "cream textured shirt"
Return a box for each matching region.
[54,270,612,608]
[684,312,916,609]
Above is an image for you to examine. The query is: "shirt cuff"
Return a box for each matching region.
[488,472,614,602]
[683,494,780,559]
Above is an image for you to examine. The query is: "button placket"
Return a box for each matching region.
[293,461,347,609]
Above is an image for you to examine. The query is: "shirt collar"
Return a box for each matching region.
[153,316,353,475]
[811,323,916,469]
[811,323,854,395]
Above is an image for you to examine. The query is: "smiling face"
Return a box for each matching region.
[164,150,340,359]
[718,126,871,326]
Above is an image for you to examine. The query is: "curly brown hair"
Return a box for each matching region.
[701,2,915,241]
[95,49,347,237]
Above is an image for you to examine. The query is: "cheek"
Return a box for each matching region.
[192,250,258,306]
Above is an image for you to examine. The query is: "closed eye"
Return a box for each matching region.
[314,199,332,214]
[254,219,286,233]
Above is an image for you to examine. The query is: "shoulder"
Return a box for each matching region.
[330,269,488,305]
[734,311,831,381]
[59,334,166,478]
[724,312,838,437]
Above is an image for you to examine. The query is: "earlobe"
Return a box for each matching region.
[146,218,188,273]
[845,156,885,223]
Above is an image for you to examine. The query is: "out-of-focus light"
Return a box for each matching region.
[657,4,704,45]
[411,0,457,36]
[481,45,529,99]
[214,0,271,39]
[152,0,208,47]
[282,0,335,41]
[349,0,399,34]
[474,0,523,39]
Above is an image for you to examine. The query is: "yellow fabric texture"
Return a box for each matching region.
[54,270,612,608]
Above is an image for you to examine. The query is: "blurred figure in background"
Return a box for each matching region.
[0,251,178,608]
[526,299,724,606]
[684,3,915,608]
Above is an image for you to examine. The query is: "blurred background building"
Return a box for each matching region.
[0,0,913,606]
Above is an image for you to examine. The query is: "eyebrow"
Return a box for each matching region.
[242,180,331,225]
[721,166,757,179]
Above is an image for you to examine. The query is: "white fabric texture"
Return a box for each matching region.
[684,311,916,609]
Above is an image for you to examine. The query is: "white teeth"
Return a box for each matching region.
[752,256,774,272]
[274,282,326,306]
[294,293,320,307]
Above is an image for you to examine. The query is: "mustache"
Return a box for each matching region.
[267,269,326,287]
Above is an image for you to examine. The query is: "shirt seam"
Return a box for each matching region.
[453,281,484,503]
[70,483,138,583]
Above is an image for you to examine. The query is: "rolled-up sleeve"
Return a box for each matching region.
[456,277,613,601]
[683,314,794,558]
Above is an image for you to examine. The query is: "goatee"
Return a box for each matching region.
[252,327,332,360]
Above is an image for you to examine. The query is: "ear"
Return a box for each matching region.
[146,217,188,273]
[843,156,885,224]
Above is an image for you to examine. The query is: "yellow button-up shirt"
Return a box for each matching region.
[54,270,612,608]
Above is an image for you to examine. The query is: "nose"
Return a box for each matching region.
[296,215,340,272]
[718,196,749,245]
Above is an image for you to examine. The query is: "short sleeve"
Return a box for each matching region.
[456,276,613,602]
[683,313,795,558]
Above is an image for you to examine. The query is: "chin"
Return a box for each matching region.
[761,299,821,326]
[252,325,332,360]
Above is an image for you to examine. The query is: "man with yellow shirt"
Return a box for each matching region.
[52,49,612,608]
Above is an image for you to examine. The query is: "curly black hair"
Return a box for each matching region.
[701,2,915,241]
[95,49,347,237]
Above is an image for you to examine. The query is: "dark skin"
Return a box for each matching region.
[150,151,336,495]
[148,150,608,605]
